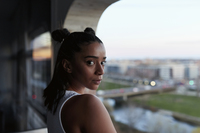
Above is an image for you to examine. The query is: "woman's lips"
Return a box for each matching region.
[92,80,102,85]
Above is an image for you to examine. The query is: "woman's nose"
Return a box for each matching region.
[95,63,104,75]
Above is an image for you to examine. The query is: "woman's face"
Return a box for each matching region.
[69,41,106,93]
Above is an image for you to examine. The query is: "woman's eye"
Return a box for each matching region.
[101,61,106,66]
[86,61,94,65]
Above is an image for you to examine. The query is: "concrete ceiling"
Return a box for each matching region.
[64,0,118,32]
[0,0,118,45]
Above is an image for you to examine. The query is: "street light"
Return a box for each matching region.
[144,80,149,85]
[150,81,156,86]
[189,80,194,85]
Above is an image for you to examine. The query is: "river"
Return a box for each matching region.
[103,98,199,133]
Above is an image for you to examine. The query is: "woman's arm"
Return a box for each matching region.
[80,94,117,133]
[61,94,117,133]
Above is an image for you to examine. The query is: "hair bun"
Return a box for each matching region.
[84,27,95,36]
[51,29,70,43]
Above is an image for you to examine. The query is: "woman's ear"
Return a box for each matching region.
[62,59,72,73]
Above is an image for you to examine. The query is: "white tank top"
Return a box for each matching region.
[47,90,80,133]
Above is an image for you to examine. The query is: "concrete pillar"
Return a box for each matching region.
[123,95,127,101]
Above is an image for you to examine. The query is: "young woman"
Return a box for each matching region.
[43,27,117,133]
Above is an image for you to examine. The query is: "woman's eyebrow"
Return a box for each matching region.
[84,56,107,59]
[84,56,98,59]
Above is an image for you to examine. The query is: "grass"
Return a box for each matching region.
[98,81,131,90]
[131,93,200,118]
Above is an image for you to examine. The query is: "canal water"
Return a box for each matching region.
[103,98,198,133]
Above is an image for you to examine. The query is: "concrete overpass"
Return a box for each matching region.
[0,0,118,132]
[97,87,176,100]
[64,0,118,32]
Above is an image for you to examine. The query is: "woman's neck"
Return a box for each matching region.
[67,86,86,94]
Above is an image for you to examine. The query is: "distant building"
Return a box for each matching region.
[105,60,134,75]
[159,64,185,80]
[105,64,121,74]
[171,64,185,80]
[185,64,199,79]
[159,65,172,80]
[126,65,159,80]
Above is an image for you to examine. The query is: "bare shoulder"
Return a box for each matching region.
[63,94,105,116]
[79,94,103,108]
[72,94,108,116]
[61,94,103,119]
[62,94,102,110]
